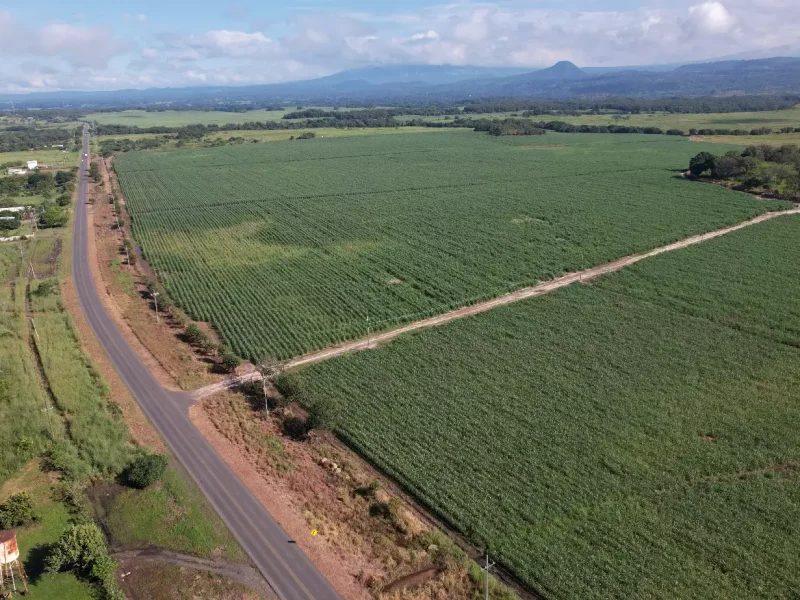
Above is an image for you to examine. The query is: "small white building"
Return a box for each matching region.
[6,168,27,175]
[27,160,38,170]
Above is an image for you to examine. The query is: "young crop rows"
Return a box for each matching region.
[115,132,789,359]
[298,215,800,599]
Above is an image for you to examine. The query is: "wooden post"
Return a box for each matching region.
[15,559,28,594]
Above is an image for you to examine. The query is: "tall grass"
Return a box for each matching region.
[30,278,134,477]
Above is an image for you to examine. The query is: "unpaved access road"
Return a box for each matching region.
[192,206,800,401]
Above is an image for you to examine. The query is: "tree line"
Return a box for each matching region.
[462,95,800,115]
[689,144,800,200]
[522,120,800,137]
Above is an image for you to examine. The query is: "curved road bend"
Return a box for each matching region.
[72,130,342,600]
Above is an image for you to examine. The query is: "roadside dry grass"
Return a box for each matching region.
[89,158,223,390]
[194,389,519,600]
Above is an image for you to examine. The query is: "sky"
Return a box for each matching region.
[0,0,799,93]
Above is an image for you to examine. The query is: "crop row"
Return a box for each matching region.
[116,132,789,359]
[296,215,800,598]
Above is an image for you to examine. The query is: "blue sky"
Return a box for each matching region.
[0,0,798,92]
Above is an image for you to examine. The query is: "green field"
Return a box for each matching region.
[115,131,789,360]
[0,148,78,168]
[555,107,800,132]
[95,125,451,150]
[295,214,800,599]
[699,132,800,146]
[87,107,348,127]
[421,106,800,133]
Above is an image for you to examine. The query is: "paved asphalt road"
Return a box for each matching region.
[72,130,342,600]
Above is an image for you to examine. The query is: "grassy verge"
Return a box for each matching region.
[0,251,51,483]
[30,280,135,478]
[92,461,245,562]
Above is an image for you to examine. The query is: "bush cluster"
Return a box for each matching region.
[45,522,122,600]
[0,492,37,529]
[123,454,168,489]
[689,144,800,199]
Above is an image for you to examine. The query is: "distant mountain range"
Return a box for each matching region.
[3,57,800,107]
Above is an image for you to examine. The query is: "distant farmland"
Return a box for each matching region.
[297,215,800,599]
[115,131,789,359]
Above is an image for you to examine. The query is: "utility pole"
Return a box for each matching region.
[366,316,371,348]
[256,357,282,413]
[153,292,160,323]
[481,551,495,600]
[29,261,37,280]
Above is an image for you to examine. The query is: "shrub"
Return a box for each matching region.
[0,492,37,529]
[0,211,20,231]
[46,522,123,600]
[712,155,744,179]
[184,323,203,344]
[689,152,717,176]
[39,206,68,228]
[274,371,308,404]
[45,522,108,575]
[221,348,241,372]
[282,416,311,440]
[33,279,58,297]
[123,454,168,489]
[307,397,340,431]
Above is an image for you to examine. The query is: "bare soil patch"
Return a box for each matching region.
[115,554,265,600]
[511,216,545,224]
[514,145,563,150]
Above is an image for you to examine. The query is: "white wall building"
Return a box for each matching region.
[6,168,27,175]
[27,160,38,170]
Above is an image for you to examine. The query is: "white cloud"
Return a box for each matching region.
[411,30,440,41]
[2,1,800,93]
[687,1,735,34]
[0,12,128,69]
